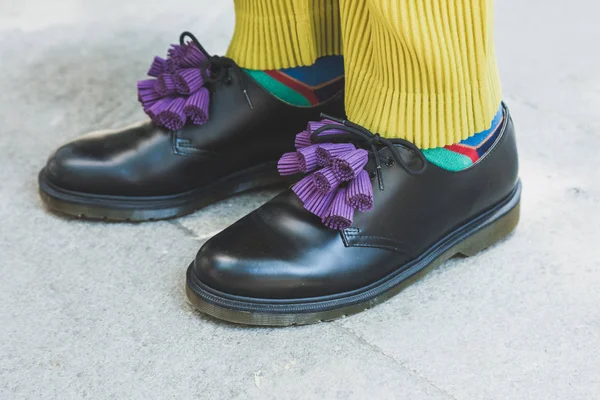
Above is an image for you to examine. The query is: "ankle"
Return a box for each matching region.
[243,55,344,107]
[424,105,504,171]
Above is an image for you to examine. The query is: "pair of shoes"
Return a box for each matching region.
[39,33,521,326]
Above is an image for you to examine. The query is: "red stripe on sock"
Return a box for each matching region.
[265,70,320,106]
[445,144,479,163]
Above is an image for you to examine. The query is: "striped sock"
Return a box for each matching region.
[423,105,504,171]
[243,56,344,107]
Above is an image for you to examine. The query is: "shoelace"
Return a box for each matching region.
[311,113,427,190]
[179,31,254,109]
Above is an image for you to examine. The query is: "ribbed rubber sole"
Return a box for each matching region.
[186,181,522,326]
[38,162,290,222]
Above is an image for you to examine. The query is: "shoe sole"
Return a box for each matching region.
[38,162,290,222]
[186,180,522,326]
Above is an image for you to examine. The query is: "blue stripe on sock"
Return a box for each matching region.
[460,105,504,147]
[279,56,344,87]
[313,77,344,101]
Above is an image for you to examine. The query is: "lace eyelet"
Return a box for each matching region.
[385,157,395,167]
[368,170,377,180]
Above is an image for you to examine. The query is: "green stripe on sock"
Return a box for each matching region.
[423,148,473,171]
[244,69,311,107]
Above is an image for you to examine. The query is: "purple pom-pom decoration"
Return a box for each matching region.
[347,170,374,211]
[279,119,376,231]
[316,143,356,167]
[147,97,175,119]
[183,87,210,125]
[175,69,204,95]
[323,188,354,230]
[166,58,178,74]
[157,97,186,131]
[138,79,162,107]
[312,167,341,195]
[297,145,319,173]
[278,152,302,176]
[333,149,369,181]
[137,37,213,131]
[167,44,186,66]
[179,44,208,68]
[295,130,312,150]
[307,119,344,135]
[137,79,156,91]
[148,57,168,77]
[138,88,162,105]
[292,175,318,203]
[304,189,337,219]
[155,74,177,96]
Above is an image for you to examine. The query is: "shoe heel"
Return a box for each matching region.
[455,201,520,257]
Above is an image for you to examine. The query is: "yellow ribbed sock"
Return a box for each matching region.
[339,0,501,148]
[227,0,502,149]
[227,0,342,70]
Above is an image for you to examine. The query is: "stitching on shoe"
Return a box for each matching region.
[171,132,221,158]
[342,229,416,255]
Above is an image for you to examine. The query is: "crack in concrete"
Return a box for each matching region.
[167,220,203,241]
[334,323,461,400]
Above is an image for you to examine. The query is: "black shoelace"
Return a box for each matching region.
[311,114,427,190]
[179,31,254,109]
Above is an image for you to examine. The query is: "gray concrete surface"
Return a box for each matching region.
[1,0,599,398]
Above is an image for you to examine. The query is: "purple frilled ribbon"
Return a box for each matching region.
[277,119,374,230]
[137,42,210,131]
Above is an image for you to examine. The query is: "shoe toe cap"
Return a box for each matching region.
[188,201,366,300]
[44,142,90,190]
[190,210,320,299]
[43,134,123,194]
[41,122,167,195]
[191,222,282,298]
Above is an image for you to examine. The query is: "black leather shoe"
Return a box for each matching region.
[186,103,520,326]
[38,32,344,221]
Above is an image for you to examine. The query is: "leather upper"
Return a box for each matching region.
[192,104,519,299]
[43,73,345,196]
